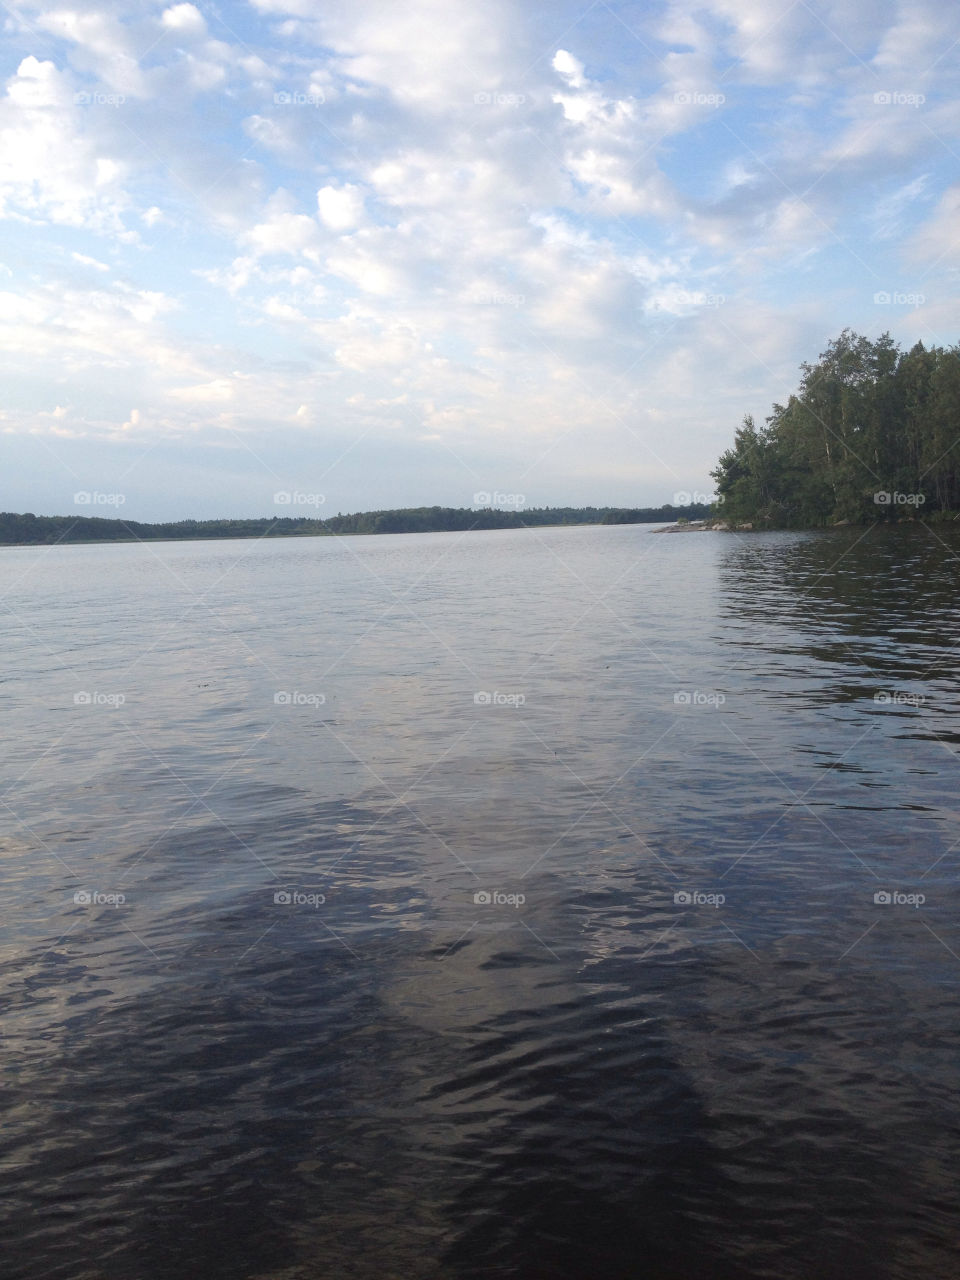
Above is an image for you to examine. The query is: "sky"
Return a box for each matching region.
[1,0,958,520]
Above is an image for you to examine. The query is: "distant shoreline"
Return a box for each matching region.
[655,517,950,533]
[0,523,622,549]
[0,506,709,548]
[5,514,947,547]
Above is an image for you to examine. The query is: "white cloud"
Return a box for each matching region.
[252,0,512,104]
[36,9,150,98]
[161,4,207,37]
[552,49,586,89]
[243,192,322,259]
[72,252,110,271]
[329,312,422,371]
[0,57,130,231]
[326,239,407,294]
[317,183,365,230]
[169,378,236,403]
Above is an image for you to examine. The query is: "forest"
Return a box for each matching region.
[711,330,960,527]
[0,503,712,545]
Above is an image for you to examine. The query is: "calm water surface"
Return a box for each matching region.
[2,523,959,1279]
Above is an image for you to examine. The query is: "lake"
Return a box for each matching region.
[2,523,959,1279]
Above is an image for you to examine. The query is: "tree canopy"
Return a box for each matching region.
[711,330,960,527]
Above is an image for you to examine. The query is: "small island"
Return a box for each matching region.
[706,330,960,529]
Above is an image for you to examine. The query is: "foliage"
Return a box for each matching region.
[0,504,712,546]
[711,330,960,527]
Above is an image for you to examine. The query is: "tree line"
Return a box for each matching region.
[0,503,712,545]
[712,330,960,527]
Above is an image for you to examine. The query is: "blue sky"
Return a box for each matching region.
[1,0,957,519]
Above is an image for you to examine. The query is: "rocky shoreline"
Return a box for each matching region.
[655,519,752,533]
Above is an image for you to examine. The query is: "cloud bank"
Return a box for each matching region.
[0,0,956,516]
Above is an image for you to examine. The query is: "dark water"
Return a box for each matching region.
[2,523,959,1279]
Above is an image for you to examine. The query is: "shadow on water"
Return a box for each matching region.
[437,524,960,1280]
[0,794,446,1280]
